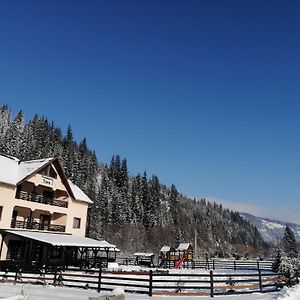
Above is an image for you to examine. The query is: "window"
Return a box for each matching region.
[73,217,81,229]
[39,165,57,178]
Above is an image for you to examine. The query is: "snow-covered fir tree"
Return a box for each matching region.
[273,226,300,276]
[272,247,282,273]
[283,225,299,259]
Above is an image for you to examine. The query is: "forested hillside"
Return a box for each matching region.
[0,106,267,256]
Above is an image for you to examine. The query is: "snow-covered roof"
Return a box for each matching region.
[0,154,54,185]
[134,252,154,257]
[18,158,54,182]
[5,229,116,248]
[0,154,92,204]
[177,243,192,251]
[160,246,171,252]
[0,154,19,185]
[68,180,93,204]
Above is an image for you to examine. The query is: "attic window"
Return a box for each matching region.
[39,165,57,179]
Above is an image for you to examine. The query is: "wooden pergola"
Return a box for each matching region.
[0,229,119,271]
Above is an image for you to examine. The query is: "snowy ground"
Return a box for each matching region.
[0,264,298,300]
[0,283,299,300]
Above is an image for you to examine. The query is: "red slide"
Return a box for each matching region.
[175,257,185,269]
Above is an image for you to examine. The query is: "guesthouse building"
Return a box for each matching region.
[0,154,117,270]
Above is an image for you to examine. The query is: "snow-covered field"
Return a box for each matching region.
[0,283,299,300]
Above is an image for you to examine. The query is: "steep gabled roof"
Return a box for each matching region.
[68,180,93,204]
[17,157,56,184]
[0,154,92,204]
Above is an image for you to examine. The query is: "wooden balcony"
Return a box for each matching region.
[16,191,68,208]
[11,220,66,232]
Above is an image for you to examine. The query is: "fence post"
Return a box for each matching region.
[97,267,102,293]
[234,260,236,271]
[53,267,57,286]
[257,261,260,272]
[213,260,215,270]
[210,270,214,298]
[149,270,153,297]
[258,269,262,292]
[14,268,19,284]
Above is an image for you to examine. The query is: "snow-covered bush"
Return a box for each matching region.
[278,257,299,277]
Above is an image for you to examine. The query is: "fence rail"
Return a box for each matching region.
[117,257,274,271]
[0,267,292,297]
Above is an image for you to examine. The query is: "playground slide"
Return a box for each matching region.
[175,257,185,269]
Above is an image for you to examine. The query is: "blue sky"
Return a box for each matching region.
[1,0,300,223]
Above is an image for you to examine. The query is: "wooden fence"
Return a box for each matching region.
[193,260,273,271]
[118,258,274,271]
[0,267,291,297]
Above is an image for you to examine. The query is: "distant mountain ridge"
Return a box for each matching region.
[241,213,300,243]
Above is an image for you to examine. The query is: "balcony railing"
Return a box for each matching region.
[16,191,68,208]
[11,220,66,232]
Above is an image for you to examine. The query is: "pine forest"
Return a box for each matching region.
[0,106,267,257]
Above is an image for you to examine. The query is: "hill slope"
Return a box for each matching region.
[241,213,300,243]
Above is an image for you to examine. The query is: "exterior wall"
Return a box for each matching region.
[52,213,66,225]
[0,183,16,229]
[65,199,89,236]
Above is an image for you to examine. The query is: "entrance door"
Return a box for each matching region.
[39,214,50,230]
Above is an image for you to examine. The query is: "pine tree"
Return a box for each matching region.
[272,248,282,273]
[109,154,121,188]
[90,169,110,238]
[130,174,143,224]
[120,158,130,222]
[169,184,181,243]
[0,110,24,156]
[0,105,11,142]
[149,175,160,226]
[62,125,77,180]
[282,226,298,258]
[141,171,153,230]
[49,125,63,157]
